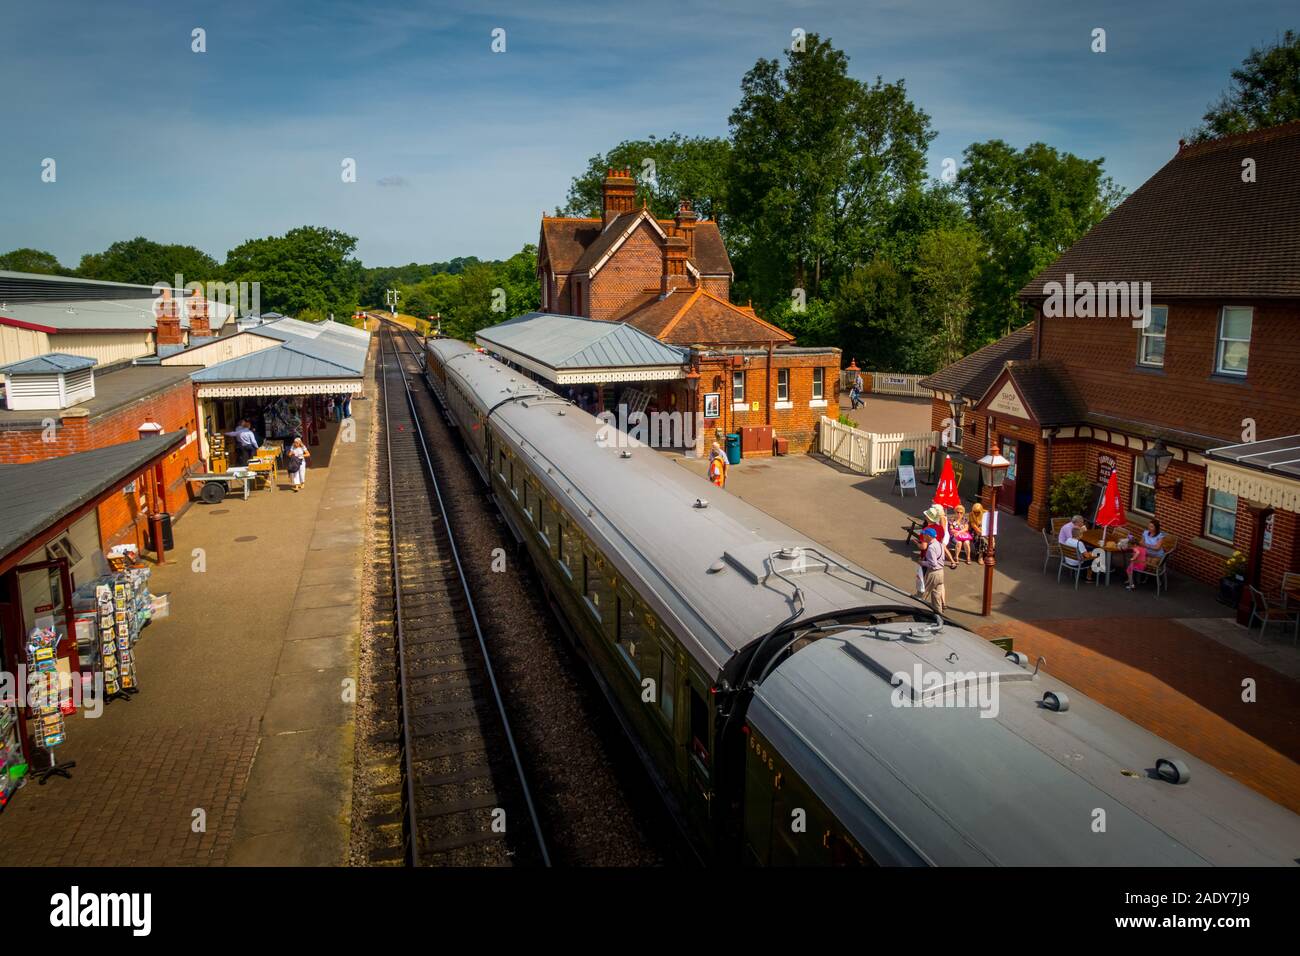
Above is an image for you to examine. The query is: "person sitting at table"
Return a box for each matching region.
[1125,519,1167,590]
[923,504,959,569]
[950,505,974,564]
[1059,515,1102,582]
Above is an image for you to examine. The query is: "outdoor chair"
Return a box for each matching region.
[1131,534,1178,597]
[1041,527,1066,574]
[1247,585,1300,644]
[1057,541,1094,589]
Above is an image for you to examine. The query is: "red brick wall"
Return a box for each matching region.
[1037,300,1300,442]
[696,350,840,454]
[588,222,663,321]
[0,380,199,550]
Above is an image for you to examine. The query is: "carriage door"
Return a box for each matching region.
[684,671,713,829]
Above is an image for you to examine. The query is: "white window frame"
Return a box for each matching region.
[1216,306,1252,376]
[812,367,824,401]
[1132,457,1156,516]
[1138,305,1168,367]
[732,370,745,404]
[777,369,789,402]
[1204,488,1238,544]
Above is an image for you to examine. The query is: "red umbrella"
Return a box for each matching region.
[932,456,962,508]
[1095,469,1126,543]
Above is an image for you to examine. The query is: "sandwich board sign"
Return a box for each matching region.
[896,464,916,496]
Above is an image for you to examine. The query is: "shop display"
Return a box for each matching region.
[0,678,24,808]
[261,397,302,439]
[26,624,74,781]
[71,553,153,704]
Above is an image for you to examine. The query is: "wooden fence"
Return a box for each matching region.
[839,370,932,397]
[818,416,940,475]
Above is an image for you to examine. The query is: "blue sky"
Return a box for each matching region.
[2,0,1294,268]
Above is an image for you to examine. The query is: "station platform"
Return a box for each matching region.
[0,354,372,865]
[673,450,1300,814]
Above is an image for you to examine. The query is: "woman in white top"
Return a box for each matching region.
[287,437,311,492]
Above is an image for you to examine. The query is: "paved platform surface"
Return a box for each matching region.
[0,355,371,865]
[837,392,932,433]
[672,449,1300,813]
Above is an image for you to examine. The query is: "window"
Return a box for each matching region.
[689,685,711,769]
[777,369,789,401]
[1216,306,1251,376]
[658,644,676,724]
[582,552,603,620]
[812,367,824,401]
[523,480,535,523]
[614,595,642,676]
[557,522,571,576]
[541,500,556,547]
[732,370,745,403]
[1132,457,1156,515]
[1139,305,1167,367]
[1205,489,1238,543]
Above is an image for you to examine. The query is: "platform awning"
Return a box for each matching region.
[1205,435,1300,513]
[195,378,363,399]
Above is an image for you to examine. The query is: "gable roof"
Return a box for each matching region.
[540,216,733,277]
[995,361,1085,426]
[476,312,687,371]
[618,287,794,345]
[1020,121,1300,301]
[919,325,1035,398]
[188,317,369,382]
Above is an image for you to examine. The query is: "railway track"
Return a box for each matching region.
[374,323,550,866]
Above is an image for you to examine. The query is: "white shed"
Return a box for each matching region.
[0,353,98,411]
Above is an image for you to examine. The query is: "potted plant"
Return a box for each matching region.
[1049,470,1092,521]
[1219,550,1247,607]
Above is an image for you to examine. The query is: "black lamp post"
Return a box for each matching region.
[947,392,965,448]
[1143,439,1183,500]
[977,451,1012,616]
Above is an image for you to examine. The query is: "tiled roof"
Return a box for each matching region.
[919,324,1035,397]
[1002,360,1084,427]
[1020,121,1300,301]
[540,216,733,277]
[0,352,97,375]
[0,430,184,566]
[619,288,794,345]
[476,312,687,369]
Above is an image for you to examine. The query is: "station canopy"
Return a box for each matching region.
[1205,435,1300,514]
[475,312,687,385]
[187,317,369,398]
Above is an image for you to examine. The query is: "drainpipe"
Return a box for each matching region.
[766,341,773,426]
[1044,427,1058,522]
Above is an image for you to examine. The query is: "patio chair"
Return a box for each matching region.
[1057,541,1094,589]
[1131,535,1178,597]
[1247,585,1300,644]
[1041,527,1065,574]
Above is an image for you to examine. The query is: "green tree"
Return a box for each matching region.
[728,33,935,309]
[0,248,69,275]
[1192,30,1300,141]
[765,296,837,347]
[913,224,982,368]
[223,226,363,319]
[958,140,1123,347]
[560,134,732,227]
[76,237,219,286]
[831,257,933,373]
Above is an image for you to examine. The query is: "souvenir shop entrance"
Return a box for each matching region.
[195,385,359,469]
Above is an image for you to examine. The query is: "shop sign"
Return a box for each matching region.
[703,393,720,420]
[1098,454,1116,481]
[988,381,1030,420]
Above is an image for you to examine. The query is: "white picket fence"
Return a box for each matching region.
[819,416,939,476]
[838,370,932,397]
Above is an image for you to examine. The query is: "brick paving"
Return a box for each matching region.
[0,718,258,866]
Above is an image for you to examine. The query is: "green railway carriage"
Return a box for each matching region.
[426,338,1300,867]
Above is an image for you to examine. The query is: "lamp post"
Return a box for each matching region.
[977,451,1011,616]
[947,392,965,449]
[1142,439,1183,501]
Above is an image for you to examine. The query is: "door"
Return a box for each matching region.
[998,437,1018,513]
[1015,441,1036,516]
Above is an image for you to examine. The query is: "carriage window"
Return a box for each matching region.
[540,500,556,547]
[557,523,571,577]
[659,644,676,723]
[614,596,641,676]
[523,480,535,523]
[689,685,710,768]
[582,554,601,620]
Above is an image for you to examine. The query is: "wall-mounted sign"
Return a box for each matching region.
[1098,453,1117,481]
[703,392,720,419]
[988,381,1030,421]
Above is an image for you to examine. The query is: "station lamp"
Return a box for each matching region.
[976,451,1011,618]
[947,392,965,447]
[1142,439,1182,499]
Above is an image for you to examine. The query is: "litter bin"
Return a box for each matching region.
[898,447,916,468]
[147,513,175,551]
[725,433,741,465]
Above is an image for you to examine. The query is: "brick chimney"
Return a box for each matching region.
[661,235,690,294]
[188,288,211,338]
[154,289,183,347]
[602,167,637,226]
[673,199,699,262]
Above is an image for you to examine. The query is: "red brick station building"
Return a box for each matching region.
[491,167,841,455]
[922,122,1300,602]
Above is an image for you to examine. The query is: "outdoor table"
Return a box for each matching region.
[1078,526,1132,586]
[187,467,256,504]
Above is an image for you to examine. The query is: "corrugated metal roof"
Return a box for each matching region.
[0,352,97,375]
[0,430,184,565]
[476,312,686,370]
[0,296,236,332]
[190,346,360,382]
